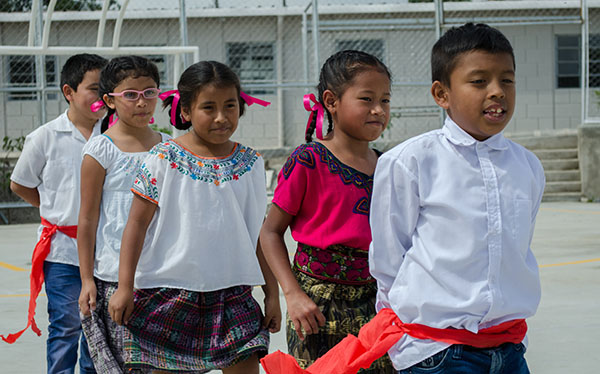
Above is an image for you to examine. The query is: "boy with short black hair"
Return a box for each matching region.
[4,53,107,374]
[369,23,545,373]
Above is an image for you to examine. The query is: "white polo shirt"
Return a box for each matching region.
[11,110,101,266]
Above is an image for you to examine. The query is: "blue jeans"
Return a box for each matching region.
[44,261,96,374]
[398,343,529,374]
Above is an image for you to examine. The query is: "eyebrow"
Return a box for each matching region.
[467,69,515,75]
[198,98,238,105]
[358,90,391,96]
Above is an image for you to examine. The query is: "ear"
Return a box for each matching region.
[431,80,450,110]
[322,90,337,114]
[180,106,191,122]
[103,93,116,110]
[62,84,74,103]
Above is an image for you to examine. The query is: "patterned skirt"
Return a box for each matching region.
[124,285,269,373]
[287,269,395,374]
[80,279,126,374]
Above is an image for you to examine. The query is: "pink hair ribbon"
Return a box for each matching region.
[90,99,105,113]
[158,89,180,127]
[108,113,118,128]
[240,91,271,107]
[303,93,325,140]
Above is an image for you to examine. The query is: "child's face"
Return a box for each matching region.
[432,50,515,141]
[326,69,391,142]
[65,69,105,123]
[181,84,240,148]
[103,75,158,129]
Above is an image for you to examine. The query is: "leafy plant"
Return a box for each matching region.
[150,124,173,136]
[1,135,25,201]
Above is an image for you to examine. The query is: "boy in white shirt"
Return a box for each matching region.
[369,23,545,373]
[6,54,107,374]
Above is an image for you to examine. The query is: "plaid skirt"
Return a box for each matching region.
[124,285,269,373]
[80,279,126,374]
[287,269,395,374]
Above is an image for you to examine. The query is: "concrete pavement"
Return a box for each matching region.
[0,202,598,373]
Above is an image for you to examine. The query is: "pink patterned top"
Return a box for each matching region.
[272,142,379,252]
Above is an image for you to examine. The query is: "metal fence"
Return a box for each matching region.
[0,0,595,151]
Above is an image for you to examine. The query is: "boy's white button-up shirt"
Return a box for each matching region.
[11,111,101,266]
[369,117,545,370]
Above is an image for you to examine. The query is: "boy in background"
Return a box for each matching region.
[5,53,107,374]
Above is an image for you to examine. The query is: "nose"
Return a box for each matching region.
[214,109,226,123]
[488,80,505,99]
[135,96,148,107]
[371,103,385,116]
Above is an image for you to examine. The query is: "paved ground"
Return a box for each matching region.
[0,201,598,373]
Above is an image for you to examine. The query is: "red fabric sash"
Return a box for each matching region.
[260,308,527,374]
[1,217,77,344]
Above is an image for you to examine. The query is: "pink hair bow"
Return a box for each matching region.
[303,93,325,140]
[159,90,180,127]
[90,99,105,113]
[240,91,271,107]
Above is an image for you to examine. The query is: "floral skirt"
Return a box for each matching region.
[287,269,395,374]
[80,279,126,374]
[124,285,269,373]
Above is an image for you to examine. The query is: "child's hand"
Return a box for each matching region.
[108,287,134,325]
[262,294,282,333]
[78,279,97,316]
[285,289,326,340]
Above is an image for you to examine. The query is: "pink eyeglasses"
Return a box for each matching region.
[109,88,161,101]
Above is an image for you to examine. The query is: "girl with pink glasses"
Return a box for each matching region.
[77,55,170,373]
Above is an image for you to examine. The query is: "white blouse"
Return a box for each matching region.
[11,111,101,266]
[82,133,170,282]
[369,117,545,370]
[131,140,267,292]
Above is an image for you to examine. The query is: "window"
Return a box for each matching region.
[556,34,600,88]
[227,42,275,94]
[146,55,167,86]
[6,55,58,100]
[336,39,385,62]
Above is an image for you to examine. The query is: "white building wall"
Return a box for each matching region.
[0,10,590,146]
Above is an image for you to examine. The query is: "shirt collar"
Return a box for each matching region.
[442,116,508,151]
[50,110,101,137]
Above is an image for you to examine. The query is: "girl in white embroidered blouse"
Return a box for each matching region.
[77,55,168,373]
[108,61,280,374]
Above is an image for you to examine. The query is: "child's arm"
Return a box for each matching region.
[108,194,157,325]
[260,204,326,340]
[368,154,419,311]
[9,182,40,207]
[77,155,106,316]
[256,240,282,333]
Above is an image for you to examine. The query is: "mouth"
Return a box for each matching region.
[483,106,507,121]
[366,121,385,126]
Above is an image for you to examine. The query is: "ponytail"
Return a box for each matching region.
[305,107,318,143]
[101,106,115,133]
[161,94,191,130]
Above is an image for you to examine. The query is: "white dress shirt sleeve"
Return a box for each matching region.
[369,152,420,312]
[10,131,46,188]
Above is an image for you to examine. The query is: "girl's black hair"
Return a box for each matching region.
[162,61,245,131]
[98,55,160,132]
[306,50,391,143]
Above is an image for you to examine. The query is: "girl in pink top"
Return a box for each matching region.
[260,50,395,373]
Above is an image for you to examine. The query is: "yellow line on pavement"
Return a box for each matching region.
[539,207,600,215]
[540,258,600,268]
[0,262,27,272]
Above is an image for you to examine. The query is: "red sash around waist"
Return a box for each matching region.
[260,308,527,374]
[1,217,77,344]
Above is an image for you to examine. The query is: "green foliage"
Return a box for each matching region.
[150,124,173,136]
[1,0,119,12]
[1,136,25,200]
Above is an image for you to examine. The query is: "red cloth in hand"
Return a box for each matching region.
[1,218,77,344]
[261,308,527,374]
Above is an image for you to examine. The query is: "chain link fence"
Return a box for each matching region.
[0,0,594,151]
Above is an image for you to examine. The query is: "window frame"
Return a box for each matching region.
[226,41,276,95]
[5,55,58,101]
